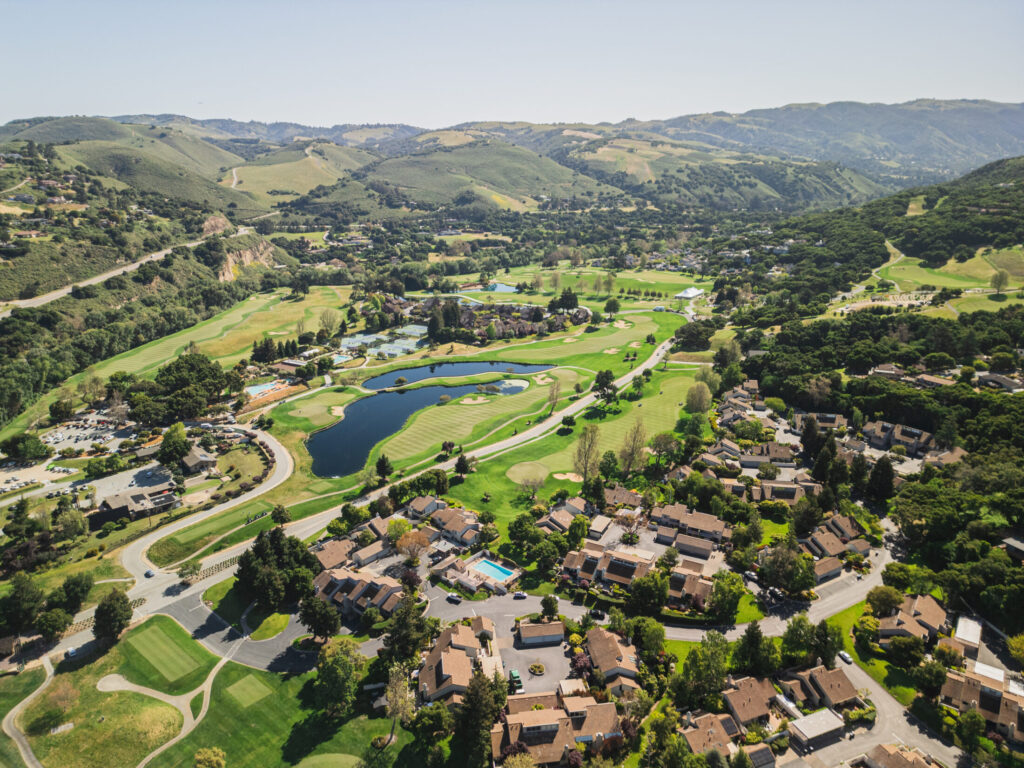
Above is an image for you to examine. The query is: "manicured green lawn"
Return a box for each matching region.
[759,518,789,545]
[21,618,194,768]
[735,593,765,624]
[204,577,249,630]
[827,601,917,706]
[248,611,290,641]
[0,667,46,767]
[146,662,418,768]
[119,616,217,695]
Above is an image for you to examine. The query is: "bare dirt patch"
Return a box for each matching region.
[553,472,583,482]
[603,347,620,354]
[628,341,642,348]
[330,406,346,417]
[203,215,231,235]
[613,320,632,329]
[563,337,578,343]
[460,396,489,405]
[533,374,554,385]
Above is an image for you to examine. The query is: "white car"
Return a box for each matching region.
[839,651,853,664]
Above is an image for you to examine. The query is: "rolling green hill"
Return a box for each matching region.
[0,116,137,143]
[354,137,621,211]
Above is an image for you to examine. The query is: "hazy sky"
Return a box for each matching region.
[3,0,1022,127]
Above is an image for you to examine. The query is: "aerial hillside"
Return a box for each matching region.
[220,141,376,204]
[627,99,1024,185]
[0,116,138,143]
[110,114,425,147]
[290,136,624,216]
[557,135,888,210]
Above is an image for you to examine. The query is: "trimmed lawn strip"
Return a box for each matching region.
[119,616,217,694]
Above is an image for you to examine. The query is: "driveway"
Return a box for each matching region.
[498,641,572,694]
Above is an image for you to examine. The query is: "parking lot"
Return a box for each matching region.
[41,419,136,454]
[494,638,572,694]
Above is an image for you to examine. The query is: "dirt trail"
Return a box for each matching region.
[230,167,240,188]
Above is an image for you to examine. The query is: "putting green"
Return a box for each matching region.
[505,460,550,484]
[226,673,273,708]
[126,624,200,683]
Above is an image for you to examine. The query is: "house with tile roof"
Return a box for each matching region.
[586,627,640,696]
[723,676,777,728]
[679,712,740,757]
[878,594,948,647]
[489,696,622,766]
[313,567,404,618]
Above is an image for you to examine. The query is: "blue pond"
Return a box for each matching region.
[363,361,551,390]
[307,379,533,478]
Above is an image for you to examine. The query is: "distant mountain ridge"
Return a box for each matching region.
[3,99,1023,217]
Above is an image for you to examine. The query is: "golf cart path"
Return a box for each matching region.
[1,655,53,768]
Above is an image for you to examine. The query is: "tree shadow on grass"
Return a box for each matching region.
[281,709,343,764]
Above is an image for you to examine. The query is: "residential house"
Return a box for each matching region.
[312,539,355,571]
[915,373,955,389]
[723,676,776,728]
[924,446,968,469]
[604,485,642,510]
[489,696,622,767]
[351,539,389,567]
[738,442,796,468]
[674,533,715,560]
[668,564,713,610]
[878,595,947,647]
[793,413,848,434]
[814,557,843,584]
[825,515,861,541]
[518,621,565,647]
[869,363,906,380]
[808,665,859,709]
[588,515,611,540]
[953,616,982,658]
[404,495,446,519]
[181,445,218,475]
[418,625,479,706]
[808,527,847,558]
[538,508,576,535]
[788,708,845,750]
[470,616,495,641]
[977,372,1023,392]
[711,439,742,460]
[744,743,776,768]
[846,538,872,558]
[431,506,482,547]
[313,568,404,618]
[552,496,590,518]
[940,662,1024,744]
[863,743,932,768]
[862,421,933,456]
[586,627,640,696]
[680,712,740,757]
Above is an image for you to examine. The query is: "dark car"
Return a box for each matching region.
[590,608,605,619]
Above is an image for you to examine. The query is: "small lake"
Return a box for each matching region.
[363,361,552,390]
[306,380,530,478]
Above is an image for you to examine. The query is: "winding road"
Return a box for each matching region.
[2,334,963,768]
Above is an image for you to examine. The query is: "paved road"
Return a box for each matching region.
[1,655,52,768]
[0,227,254,319]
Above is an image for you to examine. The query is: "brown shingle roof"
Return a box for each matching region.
[723,676,776,724]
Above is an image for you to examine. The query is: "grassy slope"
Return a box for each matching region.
[827,601,916,706]
[224,143,374,204]
[20,617,209,768]
[0,667,46,767]
[147,662,416,768]
[448,367,697,535]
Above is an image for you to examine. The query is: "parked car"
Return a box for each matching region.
[446,592,462,604]
[65,647,78,658]
[839,651,853,664]
[509,669,524,694]
[513,591,527,599]
[590,608,606,620]
[145,570,155,578]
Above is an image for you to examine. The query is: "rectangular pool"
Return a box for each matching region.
[472,558,515,582]
[245,382,278,397]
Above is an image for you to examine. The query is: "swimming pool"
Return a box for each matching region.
[245,382,278,397]
[472,558,515,582]
[332,354,352,365]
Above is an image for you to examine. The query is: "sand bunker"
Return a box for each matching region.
[553,472,584,482]
[629,341,642,348]
[533,374,554,385]
[269,330,288,335]
[563,337,578,343]
[460,396,489,404]
[603,348,620,354]
[330,406,346,418]
[614,320,631,329]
